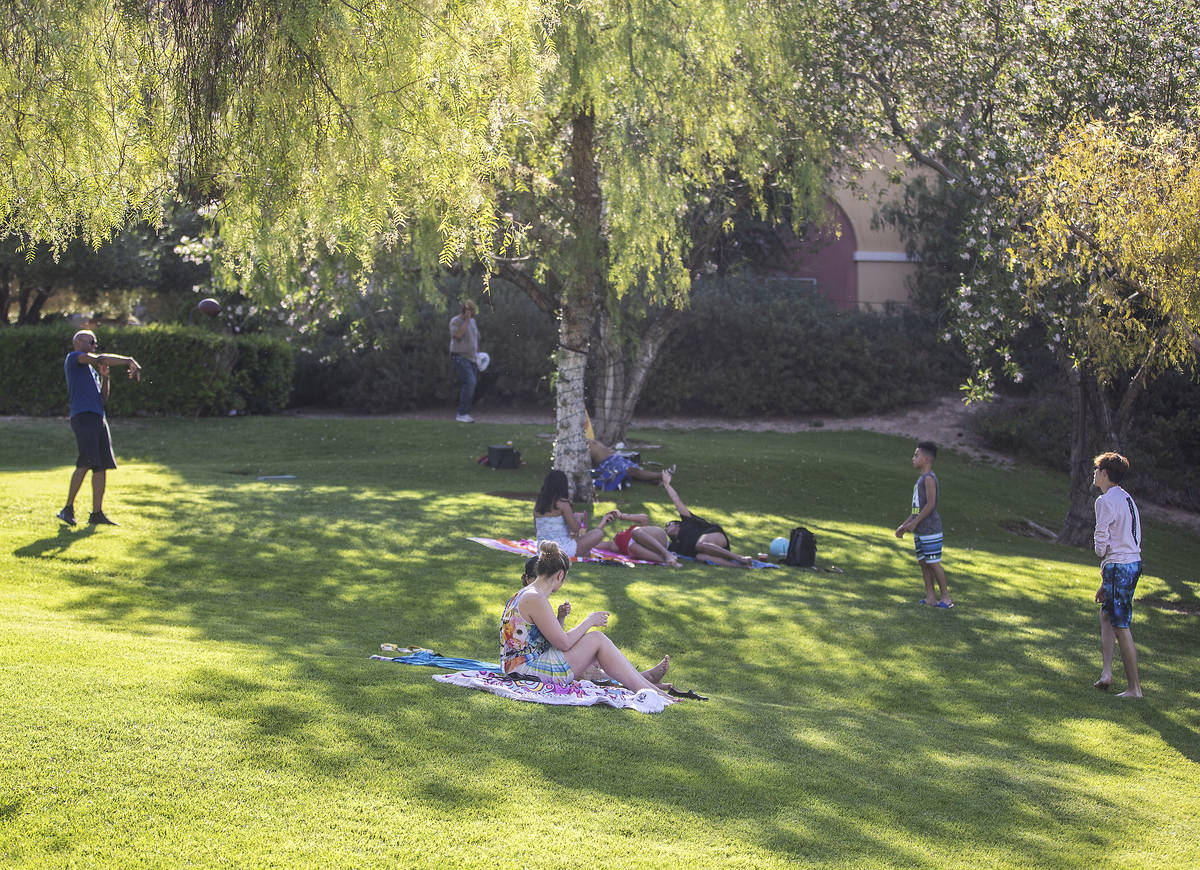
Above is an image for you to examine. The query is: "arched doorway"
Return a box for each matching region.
[767,198,858,310]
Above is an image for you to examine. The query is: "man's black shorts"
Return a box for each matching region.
[71,412,117,471]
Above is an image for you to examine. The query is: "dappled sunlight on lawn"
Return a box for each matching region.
[4,418,1199,867]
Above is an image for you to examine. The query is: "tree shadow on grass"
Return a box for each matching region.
[15,424,1200,867]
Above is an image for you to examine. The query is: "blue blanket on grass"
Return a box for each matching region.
[371,648,502,673]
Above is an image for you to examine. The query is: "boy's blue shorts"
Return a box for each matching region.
[913,532,943,564]
[1100,561,1141,630]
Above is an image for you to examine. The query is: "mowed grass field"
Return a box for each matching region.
[1,415,1198,868]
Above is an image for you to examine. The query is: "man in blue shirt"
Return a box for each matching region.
[57,329,142,526]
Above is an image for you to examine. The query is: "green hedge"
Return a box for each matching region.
[287,279,964,417]
[972,374,1200,510]
[289,281,558,410]
[637,284,964,416]
[0,324,294,416]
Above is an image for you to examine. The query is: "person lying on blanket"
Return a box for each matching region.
[595,470,752,567]
[500,540,675,701]
[600,510,681,567]
[660,469,753,567]
[588,438,673,491]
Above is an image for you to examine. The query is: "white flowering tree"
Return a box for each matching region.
[819,0,1200,543]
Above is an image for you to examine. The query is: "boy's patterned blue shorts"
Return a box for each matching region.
[913,532,943,564]
[1100,561,1141,629]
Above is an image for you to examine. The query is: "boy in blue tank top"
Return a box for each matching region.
[894,441,954,608]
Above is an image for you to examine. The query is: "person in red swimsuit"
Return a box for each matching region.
[603,509,680,566]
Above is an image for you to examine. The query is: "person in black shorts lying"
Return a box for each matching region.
[659,469,753,567]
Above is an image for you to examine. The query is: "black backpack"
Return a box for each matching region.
[785,527,816,568]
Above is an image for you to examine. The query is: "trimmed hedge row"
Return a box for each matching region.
[289,281,559,410]
[639,286,964,416]
[0,324,294,417]
[3,283,962,420]
[289,280,964,417]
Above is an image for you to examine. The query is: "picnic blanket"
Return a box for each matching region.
[467,536,646,565]
[370,646,502,673]
[431,669,672,713]
[468,537,779,568]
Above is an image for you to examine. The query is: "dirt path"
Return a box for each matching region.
[334,394,1009,461]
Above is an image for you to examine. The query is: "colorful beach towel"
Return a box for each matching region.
[468,537,779,568]
[467,536,645,565]
[432,670,672,713]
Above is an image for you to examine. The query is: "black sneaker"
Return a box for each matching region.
[88,511,119,526]
[56,506,76,526]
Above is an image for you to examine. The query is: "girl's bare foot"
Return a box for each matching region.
[1116,689,1143,698]
[641,655,670,684]
[1093,677,1111,690]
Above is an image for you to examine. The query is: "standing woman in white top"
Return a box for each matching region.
[533,470,613,558]
[1091,451,1143,699]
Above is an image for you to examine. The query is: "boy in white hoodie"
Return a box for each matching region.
[1091,451,1143,698]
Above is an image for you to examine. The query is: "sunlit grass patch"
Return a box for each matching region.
[1,417,1198,868]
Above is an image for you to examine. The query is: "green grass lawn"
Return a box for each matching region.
[2,416,1198,868]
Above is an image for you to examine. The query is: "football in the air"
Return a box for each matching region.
[197,297,221,316]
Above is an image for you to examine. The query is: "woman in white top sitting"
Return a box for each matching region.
[533,470,612,558]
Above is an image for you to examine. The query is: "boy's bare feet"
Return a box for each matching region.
[1116,689,1143,699]
[641,655,670,684]
[1093,677,1111,690]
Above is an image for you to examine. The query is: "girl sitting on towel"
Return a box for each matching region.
[500,540,674,699]
[533,470,614,558]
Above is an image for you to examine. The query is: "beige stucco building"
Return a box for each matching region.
[767,166,920,310]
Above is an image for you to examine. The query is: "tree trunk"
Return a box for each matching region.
[552,108,604,503]
[592,306,680,444]
[1057,367,1097,547]
[0,266,11,325]
[16,280,54,325]
[1088,376,1120,451]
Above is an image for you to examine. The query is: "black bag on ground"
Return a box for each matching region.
[487,445,521,469]
[785,527,816,567]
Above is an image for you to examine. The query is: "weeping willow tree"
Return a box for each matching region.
[492,0,835,498]
[0,0,551,278]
